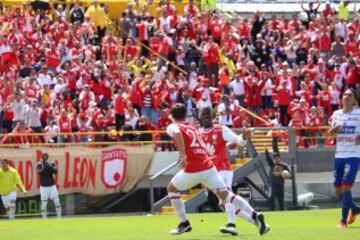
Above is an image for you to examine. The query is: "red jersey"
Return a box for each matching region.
[167,122,213,173]
[199,125,231,171]
[115,95,125,115]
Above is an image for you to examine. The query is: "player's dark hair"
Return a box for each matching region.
[346,88,360,106]
[273,152,281,158]
[170,103,187,121]
[1,159,8,163]
[200,107,215,119]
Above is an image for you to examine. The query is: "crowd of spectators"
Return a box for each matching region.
[0,0,359,148]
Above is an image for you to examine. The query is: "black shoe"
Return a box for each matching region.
[220,223,238,236]
[256,213,271,236]
[170,220,192,235]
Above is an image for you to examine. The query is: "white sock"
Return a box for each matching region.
[41,201,48,219]
[225,203,236,224]
[235,209,255,224]
[53,198,62,218]
[169,192,187,222]
[9,204,16,220]
[226,193,255,217]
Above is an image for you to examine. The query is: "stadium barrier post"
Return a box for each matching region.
[288,128,299,208]
[149,179,154,214]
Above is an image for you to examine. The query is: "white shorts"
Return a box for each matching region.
[171,167,227,191]
[40,186,59,201]
[218,170,233,189]
[1,191,17,208]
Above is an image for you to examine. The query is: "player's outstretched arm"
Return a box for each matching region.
[328,125,342,135]
[222,126,249,147]
[15,170,26,193]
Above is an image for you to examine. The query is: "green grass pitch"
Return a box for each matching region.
[0,209,359,240]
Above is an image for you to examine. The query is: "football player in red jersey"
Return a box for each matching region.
[199,107,259,236]
[166,103,270,236]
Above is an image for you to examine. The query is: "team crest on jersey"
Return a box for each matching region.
[101,149,127,188]
[212,135,217,141]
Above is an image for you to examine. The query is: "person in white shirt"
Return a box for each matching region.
[330,82,341,112]
[25,100,43,141]
[38,67,53,87]
[334,17,348,41]
[11,93,27,123]
[218,95,234,127]
[196,94,212,119]
[261,74,273,111]
[229,73,245,106]
[329,88,360,228]
[44,121,60,143]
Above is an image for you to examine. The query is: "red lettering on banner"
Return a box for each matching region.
[88,160,96,188]
[64,152,71,189]
[25,160,33,190]
[18,161,24,182]
[72,157,80,187]
[55,160,59,188]
[36,150,42,189]
[80,158,88,187]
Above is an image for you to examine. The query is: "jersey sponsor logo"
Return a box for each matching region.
[101,149,127,188]
[337,136,354,143]
[204,142,215,156]
[339,126,356,134]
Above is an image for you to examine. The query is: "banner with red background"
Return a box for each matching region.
[1,144,154,197]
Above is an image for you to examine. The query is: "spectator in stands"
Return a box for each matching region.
[301,0,320,26]
[25,99,43,142]
[218,95,234,128]
[69,2,85,24]
[0,1,358,149]
[338,0,350,22]
[85,0,108,41]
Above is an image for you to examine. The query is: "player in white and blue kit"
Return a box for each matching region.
[329,88,360,228]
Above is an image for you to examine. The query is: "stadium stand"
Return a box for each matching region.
[0,0,358,150]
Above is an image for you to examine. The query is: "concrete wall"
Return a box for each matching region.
[296,148,335,173]
[147,147,337,176]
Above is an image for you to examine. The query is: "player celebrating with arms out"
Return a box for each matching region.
[199,107,260,236]
[328,88,360,228]
[0,159,27,220]
[166,103,270,236]
[37,153,62,218]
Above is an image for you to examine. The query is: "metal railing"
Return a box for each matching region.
[149,161,178,213]
[0,126,336,148]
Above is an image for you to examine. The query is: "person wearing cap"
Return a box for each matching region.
[37,152,61,218]
[0,159,27,220]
